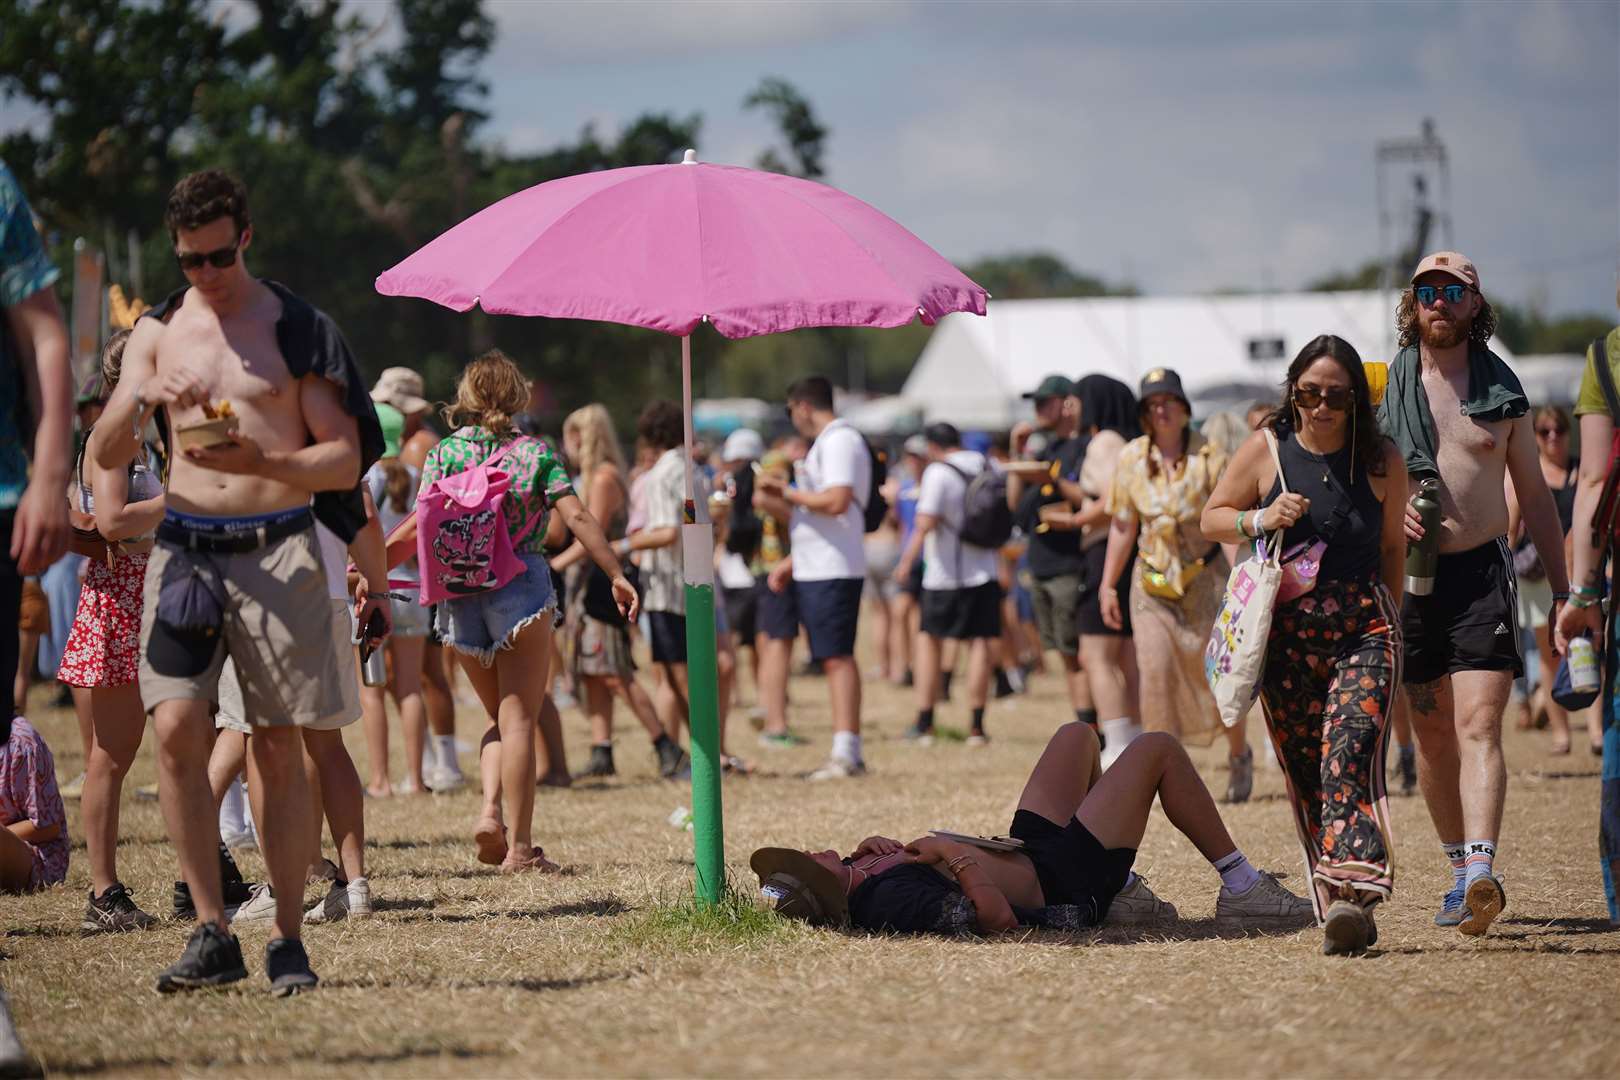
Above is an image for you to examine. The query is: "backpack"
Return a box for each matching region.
[945,456,1014,549]
[416,437,543,606]
[860,437,889,533]
[1589,334,1620,552]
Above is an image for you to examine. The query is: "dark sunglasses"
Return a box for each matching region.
[1536,427,1567,438]
[1414,283,1471,307]
[175,235,242,272]
[1294,385,1353,411]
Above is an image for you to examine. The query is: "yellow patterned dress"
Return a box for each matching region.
[1107,431,1229,745]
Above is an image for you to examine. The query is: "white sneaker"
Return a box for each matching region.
[222,829,258,852]
[228,883,278,926]
[304,877,371,924]
[58,771,86,800]
[1099,722,1142,772]
[1215,871,1315,931]
[426,764,467,794]
[1105,875,1179,926]
[807,757,867,781]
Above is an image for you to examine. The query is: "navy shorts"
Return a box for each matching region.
[648,610,687,665]
[793,577,862,660]
[755,577,800,642]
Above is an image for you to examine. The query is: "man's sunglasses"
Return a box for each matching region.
[1294,385,1353,411]
[175,236,242,272]
[1414,283,1471,307]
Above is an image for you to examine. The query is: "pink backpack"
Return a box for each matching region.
[416,438,543,605]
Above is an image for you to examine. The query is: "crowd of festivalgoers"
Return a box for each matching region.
[3,163,1618,1025]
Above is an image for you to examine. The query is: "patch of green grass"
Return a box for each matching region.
[612,885,805,951]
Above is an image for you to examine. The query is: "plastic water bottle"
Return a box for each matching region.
[1405,479,1442,597]
[1569,635,1600,694]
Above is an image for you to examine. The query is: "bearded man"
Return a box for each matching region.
[1377,252,1569,936]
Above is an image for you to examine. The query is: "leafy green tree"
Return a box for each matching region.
[744,77,827,180]
[962,252,1135,300]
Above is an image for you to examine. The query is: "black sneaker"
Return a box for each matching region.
[992,669,1016,699]
[265,937,318,997]
[82,883,159,934]
[155,922,247,993]
[173,877,256,921]
[657,738,689,779]
[219,843,251,903]
[172,880,195,922]
[576,743,616,779]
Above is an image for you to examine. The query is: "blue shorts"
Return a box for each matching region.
[756,577,800,642]
[794,577,862,661]
[433,553,557,666]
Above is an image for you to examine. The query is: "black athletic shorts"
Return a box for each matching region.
[1009,808,1136,925]
[726,581,759,643]
[920,580,1003,640]
[648,610,688,665]
[902,558,925,599]
[1076,541,1133,637]
[1401,536,1523,685]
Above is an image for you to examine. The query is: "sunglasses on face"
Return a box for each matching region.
[1536,427,1567,438]
[175,236,242,272]
[1414,283,1471,307]
[1294,385,1352,411]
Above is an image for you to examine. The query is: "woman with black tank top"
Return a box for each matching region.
[1203,335,1410,957]
[1505,404,1584,753]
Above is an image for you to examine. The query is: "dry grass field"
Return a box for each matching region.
[5,650,1616,1078]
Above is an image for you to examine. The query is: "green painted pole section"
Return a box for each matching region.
[682,576,724,906]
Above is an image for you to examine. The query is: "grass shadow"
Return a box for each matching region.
[325,971,632,993]
[52,1043,500,1076]
[1499,916,1619,936]
[1520,769,1603,780]
[5,925,82,940]
[386,896,630,926]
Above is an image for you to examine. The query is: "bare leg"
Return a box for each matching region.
[12,628,38,714]
[207,729,247,810]
[965,637,992,711]
[421,640,456,742]
[1059,653,1092,713]
[245,725,314,940]
[1078,731,1238,860]
[866,593,891,681]
[1225,713,1249,759]
[1409,677,1464,842]
[72,685,94,763]
[1450,669,1513,843]
[81,683,145,894]
[387,635,427,791]
[607,675,664,740]
[153,699,226,926]
[716,639,735,756]
[359,667,392,798]
[889,592,915,681]
[913,632,942,712]
[0,827,36,892]
[755,635,791,736]
[301,729,365,882]
[654,663,686,742]
[493,621,552,855]
[536,693,569,782]
[1082,635,1131,720]
[1015,720,1102,824]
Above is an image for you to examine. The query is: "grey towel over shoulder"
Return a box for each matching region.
[1376,343,1528,483]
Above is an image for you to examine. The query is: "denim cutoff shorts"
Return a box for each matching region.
[433,553,557,665]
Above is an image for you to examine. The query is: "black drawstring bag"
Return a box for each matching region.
[147,553,226,677]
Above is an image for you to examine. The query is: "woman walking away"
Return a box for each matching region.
[1071,375,1142,768]
[360,403,430,797]
[60,330,167,930]
[1506,405,1589,754]
[1202,334,1409,955]
[1100,369,1253,801]
[416,351,638,872]
[553,404,681,779]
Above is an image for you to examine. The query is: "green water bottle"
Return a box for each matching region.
[1405,478,1441,596]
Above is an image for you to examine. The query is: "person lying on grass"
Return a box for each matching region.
[752,723,1314,936]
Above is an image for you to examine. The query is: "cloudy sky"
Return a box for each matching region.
[4,1,1614,316]
[467,0,1616,317]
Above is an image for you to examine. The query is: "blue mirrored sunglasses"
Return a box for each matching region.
[1415,283,1470,306]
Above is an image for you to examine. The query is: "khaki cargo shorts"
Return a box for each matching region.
[138,527,347,729]
[216,598,360,734]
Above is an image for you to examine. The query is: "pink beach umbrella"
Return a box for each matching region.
[376,150,987,902]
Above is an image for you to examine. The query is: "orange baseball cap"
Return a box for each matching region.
[1411,251,1480,290]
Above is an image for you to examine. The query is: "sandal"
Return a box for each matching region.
[474,819,508,866]
[500,847,560,874]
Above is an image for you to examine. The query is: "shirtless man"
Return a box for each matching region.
[1380,252,1569,935]
[752,721,1314,936]
[90,170,374,995]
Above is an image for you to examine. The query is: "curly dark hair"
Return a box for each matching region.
[1395,286,1497,349]
[637,399,684,453]
[1264,334,1387,478]
[164,169,250,240]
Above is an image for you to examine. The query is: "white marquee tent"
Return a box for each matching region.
[901,290,1518,430]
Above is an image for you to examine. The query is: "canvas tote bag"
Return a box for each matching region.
[1204,430,1290,728]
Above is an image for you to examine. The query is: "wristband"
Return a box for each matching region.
[1552,591,1570,602]
[1570,592,1599,610]
[1235,510,1247,538]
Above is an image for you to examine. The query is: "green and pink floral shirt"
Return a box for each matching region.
[420,428,573,554]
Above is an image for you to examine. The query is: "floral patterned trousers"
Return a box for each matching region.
[1259,577,1402,918]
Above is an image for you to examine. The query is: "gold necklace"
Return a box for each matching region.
[1293,430,1341,484]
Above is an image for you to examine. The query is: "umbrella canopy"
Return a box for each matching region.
[375,151,987,338]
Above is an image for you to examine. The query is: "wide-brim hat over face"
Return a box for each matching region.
[750,847,850,928]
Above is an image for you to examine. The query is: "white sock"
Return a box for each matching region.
[832,731,862,764]
[1213,849,1261,894]
[219,776,248,839]
[1100,717,1139,749]
[435,734,459,772]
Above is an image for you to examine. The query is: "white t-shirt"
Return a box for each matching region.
[790,419,870,581]
[916,450,1000,591]
[365,460,420,582]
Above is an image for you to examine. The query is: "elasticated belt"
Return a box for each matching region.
[158,507,313,554]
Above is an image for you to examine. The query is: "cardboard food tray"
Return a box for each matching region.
[929,830,1026,852]
[175,414,239,450]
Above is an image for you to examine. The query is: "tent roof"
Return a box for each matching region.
[901,290,1517,429]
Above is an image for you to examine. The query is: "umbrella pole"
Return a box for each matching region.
[678,333,725,907]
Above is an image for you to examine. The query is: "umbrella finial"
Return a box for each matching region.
[682,148,698,165]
